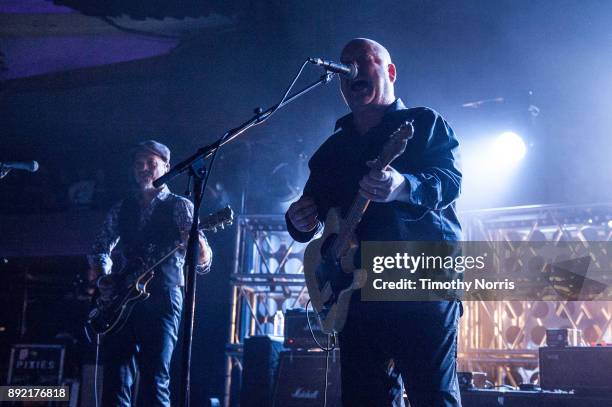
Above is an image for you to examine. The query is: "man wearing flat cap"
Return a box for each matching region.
[89,140,212,406]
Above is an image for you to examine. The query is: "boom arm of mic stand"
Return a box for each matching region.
[153,72,334,188]
[162,70,333,407]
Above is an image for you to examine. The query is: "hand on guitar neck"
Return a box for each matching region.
[358,160,409,203]
[180,230,212,268]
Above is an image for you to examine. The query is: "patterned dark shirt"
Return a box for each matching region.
[88,185,211,282]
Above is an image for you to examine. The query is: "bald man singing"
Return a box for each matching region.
[286,39,463,406]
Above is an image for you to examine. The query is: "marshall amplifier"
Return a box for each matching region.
[272,350,341,407]
[284,308,330,350]
[540,346,612,394]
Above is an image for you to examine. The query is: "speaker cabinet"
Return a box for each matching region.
[461,388,611,407]
[240,335,285,407]
[272,350,341,407]
[540,346,612,394]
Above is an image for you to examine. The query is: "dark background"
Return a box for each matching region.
[1,0,611,404]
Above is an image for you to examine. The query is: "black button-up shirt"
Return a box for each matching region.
[287,98,462,243]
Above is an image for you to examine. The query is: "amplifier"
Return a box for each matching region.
[241,335,286,407]
[272,350,341,407]
[461,388,612,407]
[540,346,612,394]
[284,308,330,350]
[545,328,582,347]
[458,371,487,389]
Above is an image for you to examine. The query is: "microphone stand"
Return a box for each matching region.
[154,71,334,407]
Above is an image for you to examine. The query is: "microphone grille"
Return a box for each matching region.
[348,63,358,80]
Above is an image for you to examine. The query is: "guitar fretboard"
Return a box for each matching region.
[329,120,413,260]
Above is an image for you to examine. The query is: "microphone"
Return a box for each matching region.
[0,160,39,172]
[308,57,358,80]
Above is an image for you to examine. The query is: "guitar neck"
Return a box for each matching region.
[331,192,371,258]
[327,120,413,260]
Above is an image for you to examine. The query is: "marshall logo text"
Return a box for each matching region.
[291,388,319,400]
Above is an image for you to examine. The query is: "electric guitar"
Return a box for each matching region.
[303,121,414,334]
[85,206,234,338]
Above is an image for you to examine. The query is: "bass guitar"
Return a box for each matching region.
[303,121,414,334]
[85,206,234,338]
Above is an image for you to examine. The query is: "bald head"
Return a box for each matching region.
[339,38,396,114]
[341,38,393,66]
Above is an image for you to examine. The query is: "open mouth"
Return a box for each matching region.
[350,79,371,92]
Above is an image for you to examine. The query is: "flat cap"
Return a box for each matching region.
[131,140,170,163]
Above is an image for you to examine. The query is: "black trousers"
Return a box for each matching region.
[339,299,462,407]
[101,286,183,407]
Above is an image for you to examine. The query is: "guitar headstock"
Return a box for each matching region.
[372,120,414,169]
[200,205,234,232]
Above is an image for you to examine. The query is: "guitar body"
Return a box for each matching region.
[84,206,234,339]
[303,208,367,334]
[86,260,154,337]
[302,120,414,335]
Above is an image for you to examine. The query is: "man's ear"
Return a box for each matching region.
[388,63,397,83]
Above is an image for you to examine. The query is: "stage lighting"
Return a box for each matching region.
[493,132,527,163]
[453,129,530,209]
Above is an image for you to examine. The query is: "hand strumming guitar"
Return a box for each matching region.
[287,195,319,232]
[96,274,116,302]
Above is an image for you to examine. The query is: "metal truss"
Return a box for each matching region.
[460,203,612,386]
[224,204,612,403]
[224,215,309,406]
